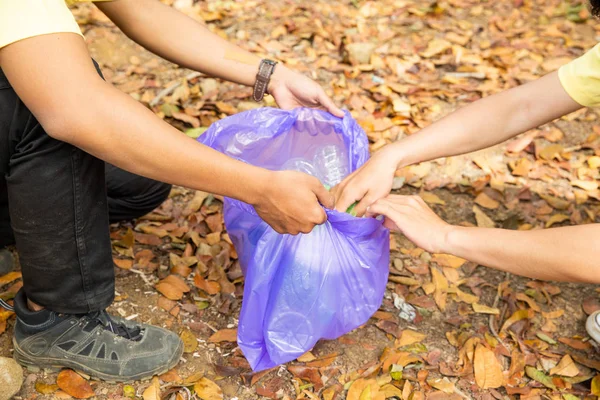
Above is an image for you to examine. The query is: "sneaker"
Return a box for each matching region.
[586,310,600,344]
[10,290,183,382]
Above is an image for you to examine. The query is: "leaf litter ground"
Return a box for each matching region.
[3,0,600,399]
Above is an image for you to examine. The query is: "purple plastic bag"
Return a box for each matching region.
[199,108,389,371]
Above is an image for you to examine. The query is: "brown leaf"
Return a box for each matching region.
[297,351,316,362]
[558,337,592,350]
[549,355,579,377]
[473,205,495,228]
[474,344,503,389]
[113,258,132,270]
[208,328,237,343]
[56,370,95,399]
[501,309,531,332]
[420,39,452,58]
[172,112,200,128]
[134,232,163,246]
[583,296,600,315]
[155,282,184,300]
[475,192,500,210]
[194,377,223,400]
[159,369,182,383]
[398,330,426,347]
[183,191,209,216]
[431,254,466,269]
[420,192,445,205]
[194,274,221,295]
[287,366,323,390]
[142,377,161,400]
[180,329,198,353]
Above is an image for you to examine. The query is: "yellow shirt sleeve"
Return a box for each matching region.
[0,0,83,50]
[558,43,600,108]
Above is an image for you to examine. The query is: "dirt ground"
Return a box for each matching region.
[2,0,600,399]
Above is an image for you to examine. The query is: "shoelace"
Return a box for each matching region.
[86,310,143,341]
[0,298,13,311]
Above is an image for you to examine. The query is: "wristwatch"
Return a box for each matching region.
[253,59,278,102]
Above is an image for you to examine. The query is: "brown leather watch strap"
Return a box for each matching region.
[253,59,277,102]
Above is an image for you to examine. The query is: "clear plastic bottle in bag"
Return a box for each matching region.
[314,145,349,187]
[281,158,318,177]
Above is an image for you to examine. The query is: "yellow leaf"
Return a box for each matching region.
[180,329,198,353]
[539,144,564,161]
[456,289,479,304]
[419,192,445,205]
[297,351,316,362]
[588,156,600,169]
[431,254,466,268]
[420,39,452,58]
[194,377,223,400]
[475,192,499,210]
[380,384,403,398]
[35,382,59,394]
[472,303,500,314]
[591,375,600,396]
[545,214,569,228]
[142,377,161,400]
[571,179,599,191]
[549,355,579,377]
[427,377,455,394]
[0,271,21,285]
[501,309,531,332]
[473,205,495,228]
[431,267,448,311]
[474,344,504,389]
[398,330,426,347]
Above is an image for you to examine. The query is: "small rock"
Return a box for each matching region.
[0,357,23,400]
[346,42,377,65]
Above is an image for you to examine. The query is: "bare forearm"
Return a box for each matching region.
[62,81,267,202]
[390,72,581,167]
[444,224,600,283]
[98,0,261,86]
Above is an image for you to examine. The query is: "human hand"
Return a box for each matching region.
[368,195,453,254]
[269,65,344,118]
[332,145,401,216]
[253,170,334,235]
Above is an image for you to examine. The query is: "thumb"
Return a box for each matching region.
[313,181,335,209]
[318,91,345,118]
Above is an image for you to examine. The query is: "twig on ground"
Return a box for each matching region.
[489,272,511,353]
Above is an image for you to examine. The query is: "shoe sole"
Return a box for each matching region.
[586,311,600,344]
[12,338,184,383]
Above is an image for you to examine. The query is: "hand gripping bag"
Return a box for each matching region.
[199,107,389,371]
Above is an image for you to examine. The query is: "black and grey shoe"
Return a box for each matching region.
[9,290,183,382]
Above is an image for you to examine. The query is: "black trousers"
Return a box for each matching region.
[0,61,171,314]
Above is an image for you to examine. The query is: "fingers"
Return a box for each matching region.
[353,192,378,217]
[318,90,345,118]
[313,179,335,209]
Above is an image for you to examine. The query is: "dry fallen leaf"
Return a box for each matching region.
[180,329,198,353]
[472,303,500,315]
[398,330,426,347]
[474,192,499,210]
[474,344,503,389]
[208,328,237,343]
[431,254,466,269]
[194,377,223,400]
[56,370,95,399]
[549,355,579,377]
[142,377,161,400]
[473,205,495,228]
[35,382,59,394]
[420,191,446,205]
[0,272,21,286]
